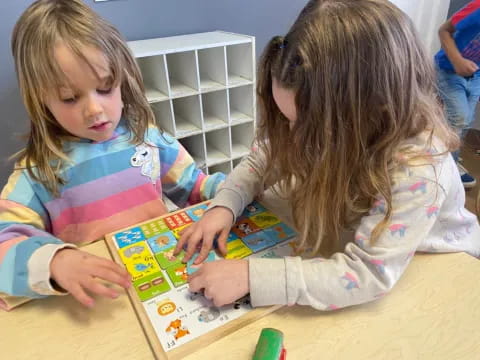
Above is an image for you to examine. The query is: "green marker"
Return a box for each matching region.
[252,328,286,360]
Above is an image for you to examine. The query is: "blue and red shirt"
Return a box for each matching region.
[435,0,480,72]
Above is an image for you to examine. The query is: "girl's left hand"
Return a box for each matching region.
[188,259,249,307]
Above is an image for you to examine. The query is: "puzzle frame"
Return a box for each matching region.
[105,200,298,359]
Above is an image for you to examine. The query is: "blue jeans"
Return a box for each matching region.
[436,65,480,161]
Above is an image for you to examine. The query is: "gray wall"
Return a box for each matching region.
[449,0,469,16]
[0,0,307,187]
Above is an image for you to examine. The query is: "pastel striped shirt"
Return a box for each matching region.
[0,122,225,310]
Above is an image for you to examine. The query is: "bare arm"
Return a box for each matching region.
[439,20,478,76]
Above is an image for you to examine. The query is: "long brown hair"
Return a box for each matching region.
[11,0,155,194]
[257,0,458,255]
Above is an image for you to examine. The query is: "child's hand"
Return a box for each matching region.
[188,259,249,307]
[453,57,479,77]
[175,206,234,264]
[50,248,131,308]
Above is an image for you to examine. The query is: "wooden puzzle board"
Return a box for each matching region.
[105,200,298,359]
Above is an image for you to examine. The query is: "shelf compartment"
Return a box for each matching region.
[166,51,199,98]
[232,157,244,169]
[172,95,203,138]
[231,122,254,159]
[208,160,232,175]
[178,134,207,169]
[205,128,231,166]
[226,43,254,87]
[198,47,227,92]
[137,55,170,102]
[151,100,175,136]
[229,85,254,125]
[202,90,229,131]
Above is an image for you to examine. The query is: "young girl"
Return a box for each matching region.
[176,0,480,309]
[0,0,224,311]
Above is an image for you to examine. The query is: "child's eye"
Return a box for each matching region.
[61,97,77,104]
[97,88,112,95]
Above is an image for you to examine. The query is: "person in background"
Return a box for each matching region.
[435,0,480,188]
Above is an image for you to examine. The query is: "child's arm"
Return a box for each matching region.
[248,165,453,310]
[207,144,268,221]
[0,169,129,310]
[438,19,478,76]
[175,145,268,262]
[155,132,226,207]
[0,171,75,310]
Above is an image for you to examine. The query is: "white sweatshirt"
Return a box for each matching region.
[208,136,480,310]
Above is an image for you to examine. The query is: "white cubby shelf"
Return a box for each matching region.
[129,31,256,174]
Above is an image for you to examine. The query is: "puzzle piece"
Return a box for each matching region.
[249,211,281,228]
[186,252,216,275]
[231,218,261,238]
[241,201,267,217]
[114,227,146,248]
[165,264,188,287]
[263,222,296,243]
[120,242,160,282]
[133,272,171,301]
[225,239,253,259]
[241,232,277,252]
[140,219,170,237]
[147,231,177,254]
[186,204,208,221]
[155,248,185,269]
[164,212,194,230]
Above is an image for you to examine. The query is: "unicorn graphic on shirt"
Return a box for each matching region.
[355,234,367,248]
[371,199,386,215]
[369,259,385,274]
[389,224,407,237]
[131,143,161,184]
[426,206,439,218]
[409,181,427,194]
[341,272,359,290]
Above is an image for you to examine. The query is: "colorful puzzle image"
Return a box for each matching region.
[105,200,298,358]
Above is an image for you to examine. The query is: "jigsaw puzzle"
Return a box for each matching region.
[105,200,298,359]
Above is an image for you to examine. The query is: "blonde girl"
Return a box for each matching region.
[0,0,224,310]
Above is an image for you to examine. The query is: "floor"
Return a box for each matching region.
[462,129,480,216]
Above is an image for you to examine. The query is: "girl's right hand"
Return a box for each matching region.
[174,206,234,264]
[50,248,131,308]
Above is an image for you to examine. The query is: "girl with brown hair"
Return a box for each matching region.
[176,0,480,309]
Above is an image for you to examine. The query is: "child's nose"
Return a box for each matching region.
[85,94,103,118]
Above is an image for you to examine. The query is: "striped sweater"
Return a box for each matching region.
[0,122,225,310]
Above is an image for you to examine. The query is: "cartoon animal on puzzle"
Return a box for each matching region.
[162,249,178,262]
[239,223,254,234]
[134,262,152,272]
[246,204,258,213]
[157,299,176,316]
[175,265,188,281]
[123,245,144,258]
[166,319,190,340]
[156,235,170,246]
[192,208,205,218]
[198,307,220,323]
[232,219,260,237]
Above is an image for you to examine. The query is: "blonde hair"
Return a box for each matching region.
[257,0,458,255]
[11,0,155,194]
